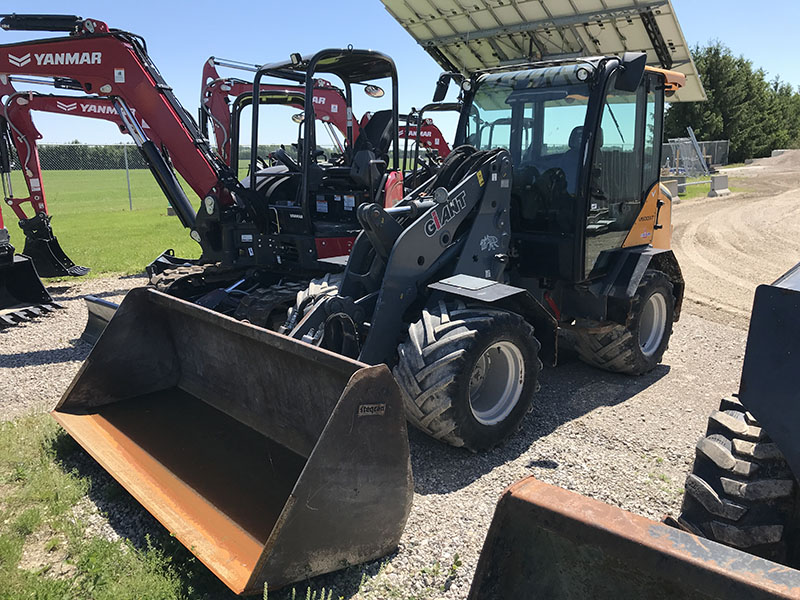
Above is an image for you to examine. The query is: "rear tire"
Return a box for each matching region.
[679,396,799,566]
[393,302,541,451]
[574,269,674,375]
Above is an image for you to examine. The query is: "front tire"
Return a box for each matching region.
[393,302,542,451]
[574,269,674,375]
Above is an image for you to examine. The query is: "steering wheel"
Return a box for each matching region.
[271,147,300,172]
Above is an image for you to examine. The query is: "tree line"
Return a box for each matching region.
[665,42,800,163]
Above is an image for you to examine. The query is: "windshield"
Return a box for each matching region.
[466,64,593,195]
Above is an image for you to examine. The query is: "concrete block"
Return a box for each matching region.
[708,174,731,197]
[771,149,788,158]
[662,179,679,200]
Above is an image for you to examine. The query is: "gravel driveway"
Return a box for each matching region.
[2,152,798,598]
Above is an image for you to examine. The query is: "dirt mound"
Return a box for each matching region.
[750,149,800,170]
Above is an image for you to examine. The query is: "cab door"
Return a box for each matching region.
[584,71,663,279]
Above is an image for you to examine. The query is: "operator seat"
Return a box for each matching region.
[350,109,395,188]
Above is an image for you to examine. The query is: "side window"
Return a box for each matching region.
[642,74,663,195]
[585,73,646,272]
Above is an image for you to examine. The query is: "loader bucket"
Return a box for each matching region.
[0,253,61,327]
[52,288,413,595]
[469,477,800,599]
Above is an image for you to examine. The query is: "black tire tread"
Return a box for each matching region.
[679,398,799,565]
[574,269,674,375]
[393,301,542,451]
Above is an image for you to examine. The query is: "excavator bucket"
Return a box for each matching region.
[53,288,413,595]
[0,252,61,327]
[469,477,800,599]
[20,214,89,277]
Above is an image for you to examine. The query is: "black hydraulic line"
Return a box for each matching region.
[0,117,10,174]
[138,141,196,229]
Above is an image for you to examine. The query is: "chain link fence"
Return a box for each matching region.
[662,139,729,175]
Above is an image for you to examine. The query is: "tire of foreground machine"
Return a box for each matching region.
[393,303,542,452]
[679,396,799,566]
[574,269,674,375]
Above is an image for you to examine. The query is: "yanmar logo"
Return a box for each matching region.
[7,52,102,68]
[8,53,31,67]
[56,101,77,112]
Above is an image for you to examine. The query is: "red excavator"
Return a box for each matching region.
[0,15,407,318]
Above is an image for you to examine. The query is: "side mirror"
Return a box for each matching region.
[433,73,450,102]
[615,52,647,92]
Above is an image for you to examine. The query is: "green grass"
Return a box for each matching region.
[0,414,230,600]
[678,175,745,200]
[4,169,201,278]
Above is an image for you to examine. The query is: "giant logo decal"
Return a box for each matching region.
[424,191,467,237]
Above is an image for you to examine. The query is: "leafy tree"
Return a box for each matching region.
[665,42,800,162]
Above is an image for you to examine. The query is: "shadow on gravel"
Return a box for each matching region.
[49,432,238,600]
[410,357,670,495]
[0,344,90,367]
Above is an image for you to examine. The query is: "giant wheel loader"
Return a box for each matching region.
[52,45,687,596]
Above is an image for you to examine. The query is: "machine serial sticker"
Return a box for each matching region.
[316,196,329,213]
[358,403,386,417]
[114,68,125,83]
[344,194,355,210]
[476,171,484,186]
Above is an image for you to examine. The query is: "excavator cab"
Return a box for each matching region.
[233,49,401,255]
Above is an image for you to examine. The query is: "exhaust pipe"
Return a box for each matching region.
[53,288,413,594]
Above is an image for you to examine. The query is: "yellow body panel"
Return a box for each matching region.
[622,182,672,250]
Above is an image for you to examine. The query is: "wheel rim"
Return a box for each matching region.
[468,341,525,426]
[639,292,668,357]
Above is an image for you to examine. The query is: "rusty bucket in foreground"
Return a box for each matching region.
[52,287,413,595]
[469,477,800,600]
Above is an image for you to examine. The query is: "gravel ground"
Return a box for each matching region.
[1,152,798,598]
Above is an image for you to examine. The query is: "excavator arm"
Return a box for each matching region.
[0,15,238,241]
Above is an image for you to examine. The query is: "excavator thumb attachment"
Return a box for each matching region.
[0,245,62,327]
[52,288,413,595]
[469,477,800,599]
[20,214,89,277]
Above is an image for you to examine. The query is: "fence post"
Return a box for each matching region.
[123,143,133,211]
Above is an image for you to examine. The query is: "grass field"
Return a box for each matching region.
[4,169,201,279]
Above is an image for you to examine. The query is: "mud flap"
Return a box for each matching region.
[469,477,800,599]
[80,295,119,345]
[53,288,413,595]
[0,253,62,327]
[20,214,89,277]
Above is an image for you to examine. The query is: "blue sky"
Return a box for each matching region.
[0,0,797,144]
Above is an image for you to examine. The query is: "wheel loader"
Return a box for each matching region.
[674,262,800,568]
[465,262,800,599]
[49,50,690,594]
